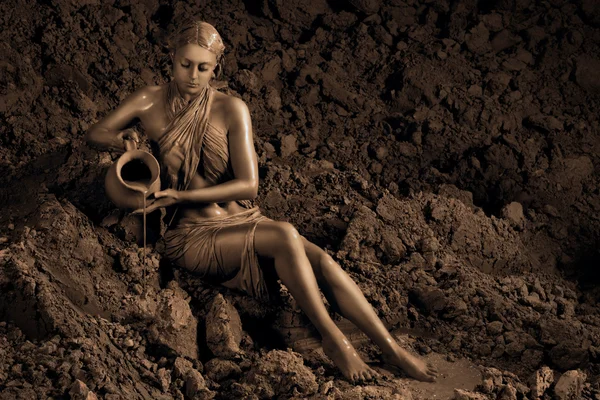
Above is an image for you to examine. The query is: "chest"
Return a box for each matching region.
[138,103,170,142]
[138,99,228,144]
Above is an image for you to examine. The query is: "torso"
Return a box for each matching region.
[136,84,246,222]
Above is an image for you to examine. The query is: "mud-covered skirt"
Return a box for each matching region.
[164,207,270,300]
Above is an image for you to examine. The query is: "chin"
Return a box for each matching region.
[176,82,204,92]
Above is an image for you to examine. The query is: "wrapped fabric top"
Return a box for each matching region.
[157,81,253,209]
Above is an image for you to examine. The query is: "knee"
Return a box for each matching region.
[272,222,303,255]
[318,252,339,278]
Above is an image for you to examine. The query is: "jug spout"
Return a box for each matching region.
[105,150,161,210]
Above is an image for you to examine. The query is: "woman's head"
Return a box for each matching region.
[167,20,225,95]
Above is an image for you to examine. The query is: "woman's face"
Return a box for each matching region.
[172,43,217,97]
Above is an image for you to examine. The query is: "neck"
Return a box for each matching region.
[173,81,208,102]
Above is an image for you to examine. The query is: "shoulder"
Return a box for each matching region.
[122,85,165,112]
[212,90,251,134]
[213,90,250,118]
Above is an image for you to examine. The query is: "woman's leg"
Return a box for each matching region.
[211,220,377,382]
[302,238,437,382]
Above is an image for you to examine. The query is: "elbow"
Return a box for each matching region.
[84,128,98,147]
[246,180,258,200]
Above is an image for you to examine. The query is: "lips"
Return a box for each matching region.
[187,83,200,88]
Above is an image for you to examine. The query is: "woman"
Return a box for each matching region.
[86,20,437,383]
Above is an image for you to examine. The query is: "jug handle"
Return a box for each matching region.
[124,139,137,151]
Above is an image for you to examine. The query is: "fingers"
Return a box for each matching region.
[138,202,162,214]
[131,200,157,214]
[124,139,137,151]
[119,129,140,142]
[126,129,140,142]
[154,190,174,199]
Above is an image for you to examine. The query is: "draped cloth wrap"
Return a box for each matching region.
[160,81,269,300]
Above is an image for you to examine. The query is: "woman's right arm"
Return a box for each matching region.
[85,87,152,152]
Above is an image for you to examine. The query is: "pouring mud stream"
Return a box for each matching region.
[105,140,161,292]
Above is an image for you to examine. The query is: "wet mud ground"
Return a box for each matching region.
[1,0,600,398]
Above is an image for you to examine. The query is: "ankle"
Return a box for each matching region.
[321,329,346,345]
[380,337,403,357]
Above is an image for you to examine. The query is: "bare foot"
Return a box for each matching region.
[382,346,438,382]
[322,334,379,383]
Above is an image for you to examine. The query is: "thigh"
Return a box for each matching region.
[212,219,298,273]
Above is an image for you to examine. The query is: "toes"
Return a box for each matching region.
[366,367,379,380]
[360,371,370,381]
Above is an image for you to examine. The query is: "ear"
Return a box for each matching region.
[169,52,174,62]
[213,63,222,79]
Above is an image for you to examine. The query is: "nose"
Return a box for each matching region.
[190,67,199,81]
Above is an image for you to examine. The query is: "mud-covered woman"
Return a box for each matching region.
[85,20,437,384]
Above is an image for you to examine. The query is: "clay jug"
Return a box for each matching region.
[105,144,161,210]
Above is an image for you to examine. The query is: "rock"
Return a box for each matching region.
[443,298,468,319]
[486,72,512,95]
[490,29,520,53]
[553,370,587,400]
[185,369,212,399]
[524,114,563,132]
[243,349,318,398]
[380,231,407,264]
[69,379,98,400]
[280,134,298,158]
[453,388,489,399]
[497,384,517,400]
[269,0,329,27]
[581,0,600,25]
[529,366,554,398]
[206,294,243,359]
[348,0,381,14]
[234,69,260,94]
[481,367,504,389]
[465,23,491,55]
[481,13,504,32]
[409,287,447,315]
[438,184,474,207]
[502,58,527,71]
[418,236,440,252]
[264,86,282,112]
[486,321,504,336]
[173,357,195,379]
[148,289,198,359]
[501,202,525,229]
[260,56,281,82]
[549,343,589,370]
[204,358,242,382]
[157,368,171,392]
[575,56,600,93]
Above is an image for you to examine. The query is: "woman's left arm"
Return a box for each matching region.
[153,97,258,208]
